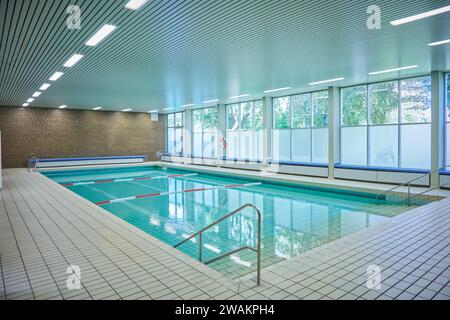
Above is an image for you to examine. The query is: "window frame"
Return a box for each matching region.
[225,99,264,161]
[166,112,184,156]
[192,107,219,159]
[339,75,432,169]
[272,90,329,164]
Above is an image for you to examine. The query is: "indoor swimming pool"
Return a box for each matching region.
[43,166,424,279]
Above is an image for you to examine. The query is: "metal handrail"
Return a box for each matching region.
[27,157,39,172]
[376,165,450,201]
[174,203,262,286]
[394,183,449,205]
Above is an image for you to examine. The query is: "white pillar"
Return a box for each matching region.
[328,86,340,178]
[263,96,272,166]
[184,109,192,163]
[431,71,445,187]
[217,104,226,163]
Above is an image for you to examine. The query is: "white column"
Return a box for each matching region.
[431,71,445,187]
[263,96,272,166]
[328,86,340,178]
[217,104,226,163]
[184,109,192,163]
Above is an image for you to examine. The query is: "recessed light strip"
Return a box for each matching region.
[181,104,195,108]
[27,98,34,103]
[368,65,418,75]
[63,54,84,68]
[125,0,149,10]
[22,103,29,107]
[149,110,159,113]
[202,99,219,104]
[264,87,291,93]
[229,94,251,99]
[85,24,117,47]
[39,83,51,91]
[390,5,450,26]
[308,78,344,86]
[49,72,64,81]
[122,108,132,112]
[428,39,450,47]
[93,107,102,111]
[59,105,67,109]
[32,92,42,98]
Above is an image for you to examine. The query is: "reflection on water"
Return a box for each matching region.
[46,167,410,279]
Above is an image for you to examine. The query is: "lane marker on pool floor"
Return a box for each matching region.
[95,182,262,205]
[61,173,198,187]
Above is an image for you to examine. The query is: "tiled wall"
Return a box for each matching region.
[0,106,165,168]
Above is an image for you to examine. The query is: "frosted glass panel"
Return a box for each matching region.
[167,128,174,154]
[174,128,183,154]
[193,133,202,157]
[272,130,290,161]
[312,128,328,164]
[400,124,431,169]
[255,130,264,161]
[291,129,311,162]
[341,127,367,165]
[226,131,239,159]
[203,132,217,158]
[369,125,398,167]
[447,124,450,166]
[241,131,254,160]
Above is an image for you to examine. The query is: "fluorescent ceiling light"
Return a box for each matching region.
[32,92,42,97]
[163,107,174,111]
[85,24,117,47]
[181,104,195,108]
[63,54,84,68]
[149,110,159,113]
[27,98,34,103]
[368,65,418,75]
[122,108,132,112]
[93,107,102,110]
[22,103,29,107]
[59,105,67,109]
[390,5,450,26]
[264,87,291,93]
[202,99,219,104]
[125,0,149,10]
[229,94,251,99]
[308,78,344,86]
[428,38,450,47]
[49,72,64,81]
[39,83,51,91]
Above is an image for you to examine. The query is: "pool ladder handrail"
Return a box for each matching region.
[173,203,262,286]
[27,157,40,172]
[375,165,450,204]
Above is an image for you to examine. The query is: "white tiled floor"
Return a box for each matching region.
[0,168,449,300]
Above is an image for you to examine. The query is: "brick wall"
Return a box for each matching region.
[0,106,165,168]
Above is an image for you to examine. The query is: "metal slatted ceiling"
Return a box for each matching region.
[0,0,449,112]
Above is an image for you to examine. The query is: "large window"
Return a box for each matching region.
[272,91,329,164]
[446,73,450,168]
[341,76,432,169]
[192,107,218,158]
[226,100,264,161]
[167,112,184,155]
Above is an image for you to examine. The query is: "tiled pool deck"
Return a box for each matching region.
[0,167,449,300]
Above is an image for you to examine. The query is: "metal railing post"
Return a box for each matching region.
[198,233,203,262]
[174,203,263,286]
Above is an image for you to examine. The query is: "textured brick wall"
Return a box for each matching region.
[0,106,165,168]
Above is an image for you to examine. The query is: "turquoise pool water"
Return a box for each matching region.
[43,166,418,278]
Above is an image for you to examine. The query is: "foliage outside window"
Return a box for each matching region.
[273,91,329,164]
[193,107,218,158]
[226,100,264,161]
[167,112,184,155]
[340,76,432,169]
